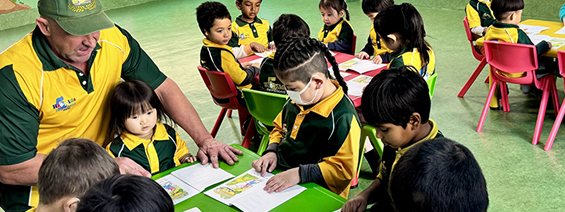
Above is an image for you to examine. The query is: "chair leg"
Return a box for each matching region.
[484,75,489,83]
[241,117,256,149]
[533,83,551,145]
[257,133,270,155]
[500,82,510,112]
[551,81,560,115]
[477,81,498,132]
[458,58,487,98]
[211,108,228,138]
[227,109,233,118]
[545,99,565,151]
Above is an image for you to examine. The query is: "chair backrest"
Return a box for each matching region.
[350,33,357,55]
[197,66,241,108]
[463,17,484,61]
[426,73,438,99]
[483,41,538,85]
[557,50,565,77]
[242,88,288,127]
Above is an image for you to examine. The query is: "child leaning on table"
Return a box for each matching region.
[76,175,174,212]
[228,0,274,56]
[341,66,444,212]
[196,1,260,90]
[465,0,496,38]
[318,0,355,54]
[33,138,119,212]
[374,3,436,81]
[252,36,361,199]
[483,0,554,108]
[259,14,311,94]
[106,80,196,175]
[355,0,394,64]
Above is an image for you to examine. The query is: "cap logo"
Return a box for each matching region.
[68,0,96,13]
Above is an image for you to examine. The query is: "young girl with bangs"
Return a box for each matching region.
[318,0,355,54]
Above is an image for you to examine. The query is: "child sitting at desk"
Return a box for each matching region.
[355,0,394,64]
[466,0,496,39]
[484,0,553,108]
[259,14,310,94]
[229,0,274,57]
[318,0,355,54]
[341,66,443,212]
[251,36,360,199]
[374,3,436,81]
[196,1,260,90]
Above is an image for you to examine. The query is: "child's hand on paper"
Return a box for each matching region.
[264,167,300,193]
[269,43,276,50]
[250,42,268,53]
[355,52,370,60]
[180,153,197,164]
[252,152,278,176]
[341,194,369,212]
[371,55,383,64]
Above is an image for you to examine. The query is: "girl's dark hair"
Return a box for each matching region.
[361,66,430,128]
[274,36,348,94]
[319,0,350,21]
[490,0,524,21]
[374,3,431,71]
[107,80,171,146]
[272,14,311,44]
[361,0,394,14]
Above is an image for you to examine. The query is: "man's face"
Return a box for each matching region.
[46,19,100,64]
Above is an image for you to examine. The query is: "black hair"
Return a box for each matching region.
[361,66,430,128]
[272,14,310,44]
[390,138,489,212]
[490,0,524,21]
[319,0,350,21]
[76,174,174,212]
[107,80,172,146]
[274,36,348,94]
[196,1,231,35]
[236,0,263,2]
[361,0,394,14]
[374,3,431,69]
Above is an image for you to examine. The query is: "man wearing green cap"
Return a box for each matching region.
[0,0,242,211]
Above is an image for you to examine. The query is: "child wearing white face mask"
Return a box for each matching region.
[251,36,361,199]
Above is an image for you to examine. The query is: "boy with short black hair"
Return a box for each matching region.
[341,66,443,212]
[76,175,174,212]
[258,14,310,94]
[390,137,489,212]
[196,1,260,90]
[355,0,394,64]
[229,0,274,56]
[34,138,120,212]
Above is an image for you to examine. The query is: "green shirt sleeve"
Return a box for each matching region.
[0,65,39,165]
[117,25,167,90]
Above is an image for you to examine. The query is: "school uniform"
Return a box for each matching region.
[200,38,259,90]
[360,24,392,63]
[258,52,286,94]
[264,81,361,198]
[369,120,443,211]
[388,46,436,80]
[229,15,273,48]
[466,0,496,37]
[318,19,355,54]
[106,123,189,174]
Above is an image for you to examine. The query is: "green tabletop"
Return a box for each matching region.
[152,144,346,212]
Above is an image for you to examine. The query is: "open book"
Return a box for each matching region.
[155,163,235,204]
[338,58,386,74]
[204,169,306,212]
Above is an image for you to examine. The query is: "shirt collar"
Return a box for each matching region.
[202,38,234,53]
[390,45,411,59]
[492,22,519,29]
[235,15,263,27]
[294,80,344,118]
[120,123,169,150]
[396,119,439,154]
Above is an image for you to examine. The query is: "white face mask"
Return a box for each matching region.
[286,77,320,105]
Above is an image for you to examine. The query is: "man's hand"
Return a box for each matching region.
[197,138,242,168]
[341,195,369,212]
[114,157,151,177]
[250,42,268,52]
[355,51,369,59]
[252,152,277,176]
[263,167,300,193]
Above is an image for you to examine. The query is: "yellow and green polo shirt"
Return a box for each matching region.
[361,24,392,57]
[0,25,167,211]
[318,19,355,54]
[258,52,286,94]
[268,81,361,198]
[229,15,273,48]
[200,39,255,90]
[106,123,189,175]
[466,0,496,29]
[388,46,436,80]
[375,120,443,209]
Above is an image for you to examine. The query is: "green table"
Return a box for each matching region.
[152,145,346,212]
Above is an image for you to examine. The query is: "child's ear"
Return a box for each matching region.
[408,113,422,130]
[313,75,324,89]
[386,34,398,44]
[64,197,80,212]
[338,10,345,18]
[204,30,209,37]
[235,1,242,10]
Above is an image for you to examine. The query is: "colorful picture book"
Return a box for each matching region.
[346,75,373,97]
[155,163,235,205]
[204,168,306,212]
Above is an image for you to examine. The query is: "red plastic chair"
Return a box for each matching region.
[477,41,559,146]
[197,66,255,148]
[458,17,489,97]
[545,50,565,150]
[350,33,357,55]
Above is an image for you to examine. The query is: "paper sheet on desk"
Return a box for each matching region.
[528,34,565,49]
[171,163,235,192]
[255,50,275,58]
[519,24,550,35]
[555,26,565,34]
[156,175,200,205]
[328,67,351,79]
[346,75,373,96]
[338,58,386,74]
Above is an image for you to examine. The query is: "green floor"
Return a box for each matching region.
[1,0,565,211]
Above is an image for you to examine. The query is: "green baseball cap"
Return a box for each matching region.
[38,0,114,36]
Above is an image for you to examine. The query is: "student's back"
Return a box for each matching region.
[466,0,496,38]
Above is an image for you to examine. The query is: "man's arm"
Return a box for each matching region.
[0,153,45,186]
[154,78,242,168]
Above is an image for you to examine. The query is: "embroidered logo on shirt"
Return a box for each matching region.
[239,33,249,40]
[52,96,77,112]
